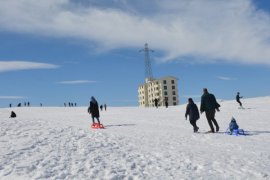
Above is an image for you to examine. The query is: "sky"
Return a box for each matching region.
[0,0,270,107]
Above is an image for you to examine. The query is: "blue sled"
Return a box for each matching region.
[226,128,245,136]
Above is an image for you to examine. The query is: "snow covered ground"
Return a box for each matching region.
[0,97,270,180]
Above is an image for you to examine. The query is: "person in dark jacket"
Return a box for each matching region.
[10,111,16,118]
[185,98,200,132]
[200,88,220,133]
[100,105,103,111]
[165,98,168,108]
[154,98,159,108]
[229,117,239,134]
[88,96,101,124]
[236,92,243,107]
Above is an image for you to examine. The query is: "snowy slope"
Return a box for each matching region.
[0,97,270,180]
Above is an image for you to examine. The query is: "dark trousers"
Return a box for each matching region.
[237,100,242,107]
[92,116,100,124]
[190,120,198,132]
[205,109,219,132]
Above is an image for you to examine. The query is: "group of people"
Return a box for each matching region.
[100,104,107,111]
[154,98,169,108]
[9,102,31,108]
[185,88,243,133]
[64,102,77,107]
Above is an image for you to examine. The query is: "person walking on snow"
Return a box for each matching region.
[200,88,220,133]
[165,98,169,108]
[154,98,159,108]
[88,96,101,125]
[236,92,243,108]
[185,98,200,132]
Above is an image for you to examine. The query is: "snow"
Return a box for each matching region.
[0,97,270,180]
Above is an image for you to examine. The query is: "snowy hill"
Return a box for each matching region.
[0,97,270,180]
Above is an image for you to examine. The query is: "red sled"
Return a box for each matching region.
[91,123,104,129]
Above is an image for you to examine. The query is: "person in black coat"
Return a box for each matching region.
[88,96,100,124]
[154,98,159,108]
[200,88,220,133]
[185,98,200,132]
[10,111,16,118]
[165,98,168,108]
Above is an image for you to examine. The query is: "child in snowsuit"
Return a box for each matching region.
[229,117,239,134]
[185,98,200,132]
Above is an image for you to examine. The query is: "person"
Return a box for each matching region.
[10,111,16,118]
[236,92,243,108]
[104,104,107,111]
[200,88,220,133]
[100,105,103,111]
[229,117,239,134]
[165,98,168,108]
[9,104,12,108]
[185,98,200,132]
[154,98,159,108]
[88,96,101,125]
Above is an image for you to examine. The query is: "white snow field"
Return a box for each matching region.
[0,97,270,180]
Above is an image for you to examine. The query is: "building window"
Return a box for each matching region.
[173,102,177,106]
[163,80,167,84]
[164,91,168,95]
[171,80,175,84]
[164,86,167,90]
[173,97,177,101]
[172,91,176,95]
[172,86,175,90]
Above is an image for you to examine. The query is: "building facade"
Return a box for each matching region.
[138,76,179,107]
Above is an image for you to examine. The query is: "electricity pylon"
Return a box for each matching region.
[139,43,154,82]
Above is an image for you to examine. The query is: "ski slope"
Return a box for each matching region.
[0,97,270,180]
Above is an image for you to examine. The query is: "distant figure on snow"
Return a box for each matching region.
[10,111,16,118]
[165,98,168,108]
[17,103,21,107]
[104,104,107,111]
[154,98,159,108]
[236,92,243,108]
[88,96,101,125]
[100,105,103,111]
[185,98,200,132]
[9,104,12,108]
[200,88,220,133]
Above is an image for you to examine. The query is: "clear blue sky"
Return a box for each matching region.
[0,0,270,107]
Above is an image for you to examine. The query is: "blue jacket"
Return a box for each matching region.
[229,120,239,130]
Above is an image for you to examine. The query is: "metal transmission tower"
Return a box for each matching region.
[140,43,154,82]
